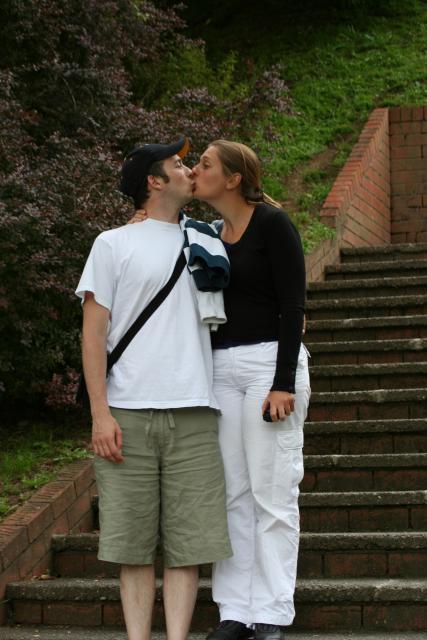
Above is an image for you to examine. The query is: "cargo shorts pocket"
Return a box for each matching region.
[272,430,304,506]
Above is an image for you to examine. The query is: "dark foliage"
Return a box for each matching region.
[0,0,292,409]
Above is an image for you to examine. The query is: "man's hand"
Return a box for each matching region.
[128,209,148,224]
[92,411,124,463]
[262,390,295,423]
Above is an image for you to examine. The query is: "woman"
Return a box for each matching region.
[133,140,310,640]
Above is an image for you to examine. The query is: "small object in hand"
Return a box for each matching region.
[263,409,273,422]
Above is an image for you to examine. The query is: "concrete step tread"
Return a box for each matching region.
[299,490,427,506]
[309,362,427,377]
[308,275,427,292]
[310,388,427,403]
[299,531,427,550]
[326,259,427,275]
[6,577,427,602]
[306,294,427,310]
[341,243,427,258]
[90,490,427,509]
[1,630,425,640]
[304,453,427,468]
[52,531,427,553]
[305,338,427,352]
[306,315,427,331]
[304,418,427,435]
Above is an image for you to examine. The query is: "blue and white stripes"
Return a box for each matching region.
[179,213,229,330]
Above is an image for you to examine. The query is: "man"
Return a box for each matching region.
[76,138,231,640]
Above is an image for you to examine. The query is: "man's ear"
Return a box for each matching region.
[225,173,242,191]
[147,174,164,191]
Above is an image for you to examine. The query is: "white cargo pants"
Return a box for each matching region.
[212,341,310,627]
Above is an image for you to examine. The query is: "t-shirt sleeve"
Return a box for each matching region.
[267,211,306,393]
[75,233,115,311]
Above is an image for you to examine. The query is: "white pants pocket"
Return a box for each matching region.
[272,431,304,506]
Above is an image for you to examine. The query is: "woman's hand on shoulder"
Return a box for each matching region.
[262,390,295,422]
[128,209,148,224]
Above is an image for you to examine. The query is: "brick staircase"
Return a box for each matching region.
[1,243,427,639]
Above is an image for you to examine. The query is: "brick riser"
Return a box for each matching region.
[10,601,427,633]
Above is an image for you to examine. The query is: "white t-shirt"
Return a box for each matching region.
[76,219,219,410]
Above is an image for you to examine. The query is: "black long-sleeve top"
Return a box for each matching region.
[211,203,306,394]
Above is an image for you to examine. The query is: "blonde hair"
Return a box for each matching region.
[209,139,281,209]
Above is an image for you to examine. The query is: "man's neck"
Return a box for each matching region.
[144,200,180,224]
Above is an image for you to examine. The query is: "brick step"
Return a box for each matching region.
[306,315,427,343]
[303,419,427,455]
[301,452,427,493]
[325,259,427,281]
[340,243,427,264]
[52,534,212,580]
[298,532,427,578]
[310,362,427,391]
[6,577,427,632]
[1,630,425,640]
[299,490,427,532]
[50,532,427,580]
[307,388,427,421]
[305,338,427,365]
[306,295,427,320]
[307,276,427,301]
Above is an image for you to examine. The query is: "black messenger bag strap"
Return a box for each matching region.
[76,249,186,406]
[106,249,186,373]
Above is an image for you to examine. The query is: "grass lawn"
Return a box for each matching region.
[188,0,427,248]
[0,417,91,521]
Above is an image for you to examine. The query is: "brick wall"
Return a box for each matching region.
[306,108,391,282]
[0,459,95,624]
[389,106,427,244]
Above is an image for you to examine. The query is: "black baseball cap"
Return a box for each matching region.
[119,137,190,206]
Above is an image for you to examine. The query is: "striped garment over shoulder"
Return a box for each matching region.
[179,213,230,331]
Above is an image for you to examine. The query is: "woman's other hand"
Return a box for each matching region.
[128,209,148,224]
[262,391,295,422]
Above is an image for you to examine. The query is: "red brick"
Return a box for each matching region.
[66,490,92,529]
[300,471,316,492]
[70,506,94,533]
[31,482,76,519]
[374,469,427,491]
[297,551,323,577]
[349,507,409,531]
[0,525,29,570]
[4,503,53,543]
[84,554,118,578]
[18,532,50,578]
[54,551,85,577]
[43,601,102,626]
[340,434,393,455]
[293,604,362,630]
[74,463,95,496]
[0,558,20,623]
[410,506,427,529]
[412,106,424,121]
[315,470,373,492]
[391,146,422,159]
[364,603,427,631]
[405,133,427,145]
[12,600,43,624]
[308,405,358,422]
[388,107,401,123]
[324,552,387,577]
[300,508,349,533]
[389,552,427,577]
[103,602,125,626]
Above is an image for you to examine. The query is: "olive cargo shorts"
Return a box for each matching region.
[94,406,232,567]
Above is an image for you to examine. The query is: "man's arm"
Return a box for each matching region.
[82,292,123,463]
